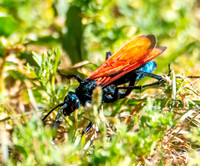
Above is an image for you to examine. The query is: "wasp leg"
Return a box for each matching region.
[52,103,69,128]
[117,80,163,91]
[107,74,137,102]
[135,70,163,80]
[115,75,137,99]
[124,74,137,96]
[136,62,173,81]
[168,63,172,76]
[106,51,112,60]
[108,71,163,102]
[167,63,200,79]
[82,121,93,135]
[136,61,157,80]
[57,69,82,83]
[113,77,164,100]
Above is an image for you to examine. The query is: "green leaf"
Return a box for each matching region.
[62,5,84,64]
[32,52,42,67]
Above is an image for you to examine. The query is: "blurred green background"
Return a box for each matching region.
[1,0,200,165]
[1,0,200,68]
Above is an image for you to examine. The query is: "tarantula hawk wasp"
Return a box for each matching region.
[42,35,167,133]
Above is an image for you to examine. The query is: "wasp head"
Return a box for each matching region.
[42,91,80,124]
[62,92,80,116]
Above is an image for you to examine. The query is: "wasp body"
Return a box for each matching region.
[42,35,166,130]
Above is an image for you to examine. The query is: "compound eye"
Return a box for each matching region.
[72,98,80,110]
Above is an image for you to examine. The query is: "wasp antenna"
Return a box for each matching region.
[42,103,65,122]
[57,69,82,83]
[53,103,68,128]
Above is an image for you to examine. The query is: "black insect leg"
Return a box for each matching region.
[52,103,68,128]
[117,74,137,98]
[167,63,200,79]
[168,63,172,77]
[57,69,82,83]
[82,121,93,135]
[112,71,164,101]
[135,70,163,81]
[106,51,112,60]
[117,80,162,91]
[106,75,137,102]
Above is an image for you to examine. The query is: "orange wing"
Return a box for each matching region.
[87,35,166,86]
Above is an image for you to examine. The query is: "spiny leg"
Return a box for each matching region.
[135,70,163,81]
[113,71,164,100]
[112,64,162,100]
[124,73,137,96]
[168,63,172,76]
[53,103,68,128]
[108,73,137,102]
[136,61,157,80]
[116,73,137,99]
[116,80,163,91]
[117,64,200,94]
[82,121,93,135]
[184,76,200,79]
[167,63,200,79]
